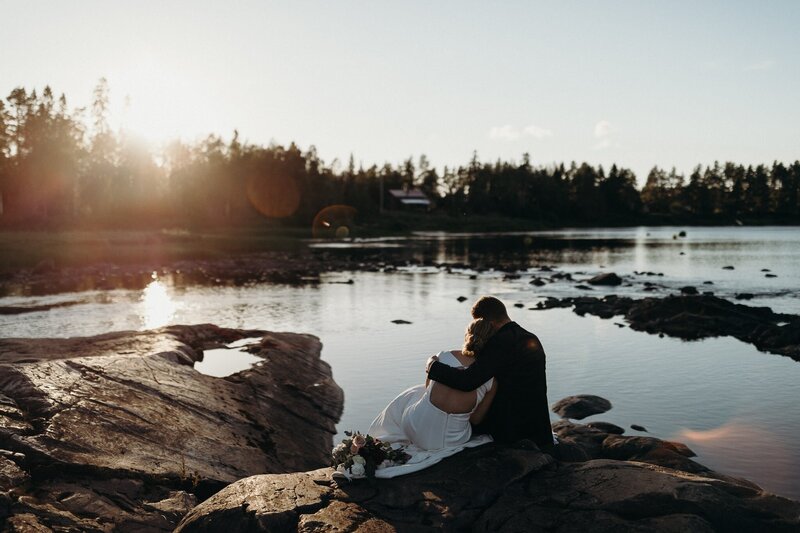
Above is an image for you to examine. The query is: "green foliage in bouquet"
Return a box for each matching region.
[331,431,411,479]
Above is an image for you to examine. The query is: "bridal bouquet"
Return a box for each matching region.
[331,431,411,479]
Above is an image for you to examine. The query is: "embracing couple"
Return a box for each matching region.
[366,296,555,477]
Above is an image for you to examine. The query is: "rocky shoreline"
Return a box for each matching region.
[0,250,392,298]
[1,324,798,531]
[0,325,343,531]
[175,412,800,532]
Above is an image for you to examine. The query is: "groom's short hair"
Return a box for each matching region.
[471,296,509,322]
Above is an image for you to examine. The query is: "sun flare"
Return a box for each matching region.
[140,279,177,329]
[108,54,210,144]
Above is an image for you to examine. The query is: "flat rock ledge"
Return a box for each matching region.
[0,325,343,531]
[177,418,800,532]
[535,294,800,361]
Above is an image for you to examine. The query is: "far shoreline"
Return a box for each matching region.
[2,215,799,273]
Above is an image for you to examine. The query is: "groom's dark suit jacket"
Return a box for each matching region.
[427,321,553,450]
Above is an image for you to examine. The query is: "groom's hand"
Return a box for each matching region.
[425,353,439,373]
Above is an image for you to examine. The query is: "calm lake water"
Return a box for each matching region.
[1,226,799,499]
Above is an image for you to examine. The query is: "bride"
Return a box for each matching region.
[368,318,497,455]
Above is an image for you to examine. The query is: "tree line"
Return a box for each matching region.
[1,81,798,230]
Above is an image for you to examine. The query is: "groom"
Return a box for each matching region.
[426,296,554,451]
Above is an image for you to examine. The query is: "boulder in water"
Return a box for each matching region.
[588,272,622,286]
[552,395,613,420]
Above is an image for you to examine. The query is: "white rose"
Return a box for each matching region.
[350,463,365,477]
[352,455,366,465]
[336,464,346,473]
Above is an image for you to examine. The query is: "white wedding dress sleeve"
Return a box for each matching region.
[367,350,494,478]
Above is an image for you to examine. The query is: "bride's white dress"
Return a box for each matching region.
[367,350,494,478]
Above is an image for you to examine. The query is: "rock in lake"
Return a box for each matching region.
[0,325,343,531]
[531,294,800,361]
[552,394,613,419]
[587,272,622,286]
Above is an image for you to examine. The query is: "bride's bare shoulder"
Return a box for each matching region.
[450,350,474,366]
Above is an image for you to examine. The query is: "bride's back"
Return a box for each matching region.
[429,351,478,414]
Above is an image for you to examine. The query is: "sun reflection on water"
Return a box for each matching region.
[141,278,177,329]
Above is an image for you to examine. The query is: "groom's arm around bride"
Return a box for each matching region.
[426,296,555,452]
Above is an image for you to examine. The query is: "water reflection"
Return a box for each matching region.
[140,277,177,329]
[675,419,796,491]
[194,338,263,377]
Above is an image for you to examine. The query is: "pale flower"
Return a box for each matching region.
[336,464,346,473]
[353,434,367,448]
[352,455,366,465]
[350,463,365,477]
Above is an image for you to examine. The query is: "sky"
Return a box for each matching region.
[2,0,799,184]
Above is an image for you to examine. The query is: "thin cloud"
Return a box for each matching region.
[744,59,777,71]
[489,123,552,141]
[593,120,614,150]
[523,124,553,139]
[594,120,612,138]
[489,125,521,141]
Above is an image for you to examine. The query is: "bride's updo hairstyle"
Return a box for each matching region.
[462,318,493,357]
[471,296,509,322]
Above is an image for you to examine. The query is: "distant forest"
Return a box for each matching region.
[1,81,799,230]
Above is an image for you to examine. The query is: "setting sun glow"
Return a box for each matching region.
[108,51,211,144]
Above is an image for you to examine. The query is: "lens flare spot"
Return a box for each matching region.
[246,172,301,218]
[312,205,357,238]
